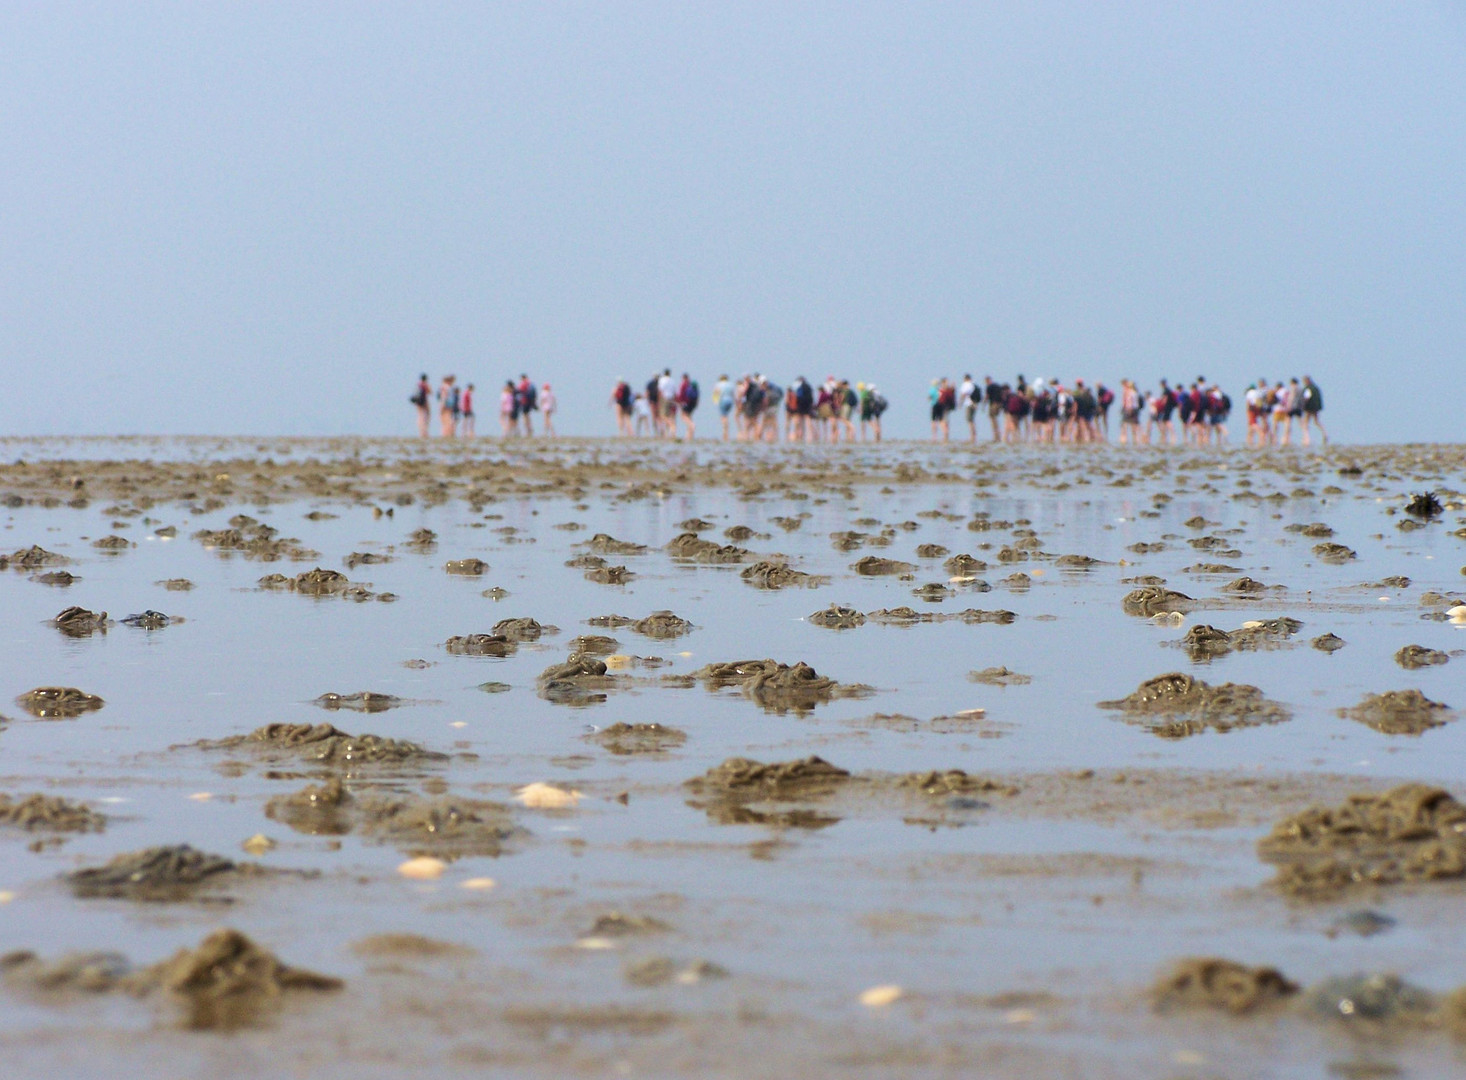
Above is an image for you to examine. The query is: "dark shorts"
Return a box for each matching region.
[931,404,944,422]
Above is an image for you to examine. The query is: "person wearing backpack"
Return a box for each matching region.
[461,382,476,438]
[676,373,699,439]
[1300,375,1327,446]
[437,374,458,438]
[411,373,431,438]
[1096,383,1114,440]
[517,374,537,436]
[868,384,887,442]
[612,379,634,436]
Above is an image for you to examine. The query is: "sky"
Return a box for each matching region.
[1,2,1463,443]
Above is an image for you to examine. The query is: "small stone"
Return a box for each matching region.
[514,782,581,809]
[860,984,903,1007]
[398,856,447,880]
[241,834,275,856]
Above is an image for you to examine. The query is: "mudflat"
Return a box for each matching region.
[1,435,1464,1078]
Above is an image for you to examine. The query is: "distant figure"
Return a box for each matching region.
[1300,375,1327,445]
[411,373,430,437]
[960,374,978,443]
[657,368,676,437]
[437,374,458,438]
[517,374,537,436]
[461,383,476,438]
[541,383,557,437]
[675,373,698,439]
[611,378,633,435]
[632,392,651,436]
[713,374,734,440]
[500,380,518,437]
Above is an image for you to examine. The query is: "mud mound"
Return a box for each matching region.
[0,793,105,832]
[689,659,871,714]
[809,604,866,629]
[1258,784,1466,898]
[121,610,173,629]
[1099,673,1290,738]
[1313,542,1357,563]
[444,558,488,575]
[265,777,354,835]
[1404,491,1444,519]
[1122,586,1194,616]
[1312,633,1347,652]
[740,561,824,588]
[1180,618,1301,660]
[1,545,68,570]
[193,526,317,562]
[865,606,1015,625]
[629,611,694,639]
[896,771,1018,796]
[1303,973,1436,1030]
[353,795,522,858]
[583,533,648,555]
[1152,958,1298,1014]
[1395,645,1449,670]
[51,606,109,637]
[585,564,633,585]
[492,617,557,641]
[666,532,748,563]
[686,756,851,798]
[538,654,619,706]
[968,666,1032,686]
[66,844,242,901]
[15,687,104,719]
[1222,577,1281,594]
[852,555,915,576]
[591,722,688,755]
[943,554,988,575]
[134,928,341,1030]
[1338,690,1452,736]
[445,633,516,657]
[567,634,619,655]
[200,723,445,766]
[314,691,401,713]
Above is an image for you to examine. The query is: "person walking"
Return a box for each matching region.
[1300,375,1327,445]
[612,379,634,435]
[437,374,458,438]
[714,374,734,440]
[517,374,537,436]
[411,373,430,437]
[540,383,557,437]
[499,380,518,437]
[675,373,698,439]
[460,383,476,437]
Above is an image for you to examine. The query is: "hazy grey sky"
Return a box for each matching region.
[3,2,1463,442]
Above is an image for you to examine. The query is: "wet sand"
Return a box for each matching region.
[1,436,1464,1078]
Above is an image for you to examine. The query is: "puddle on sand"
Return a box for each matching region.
[1,437,1466,1077]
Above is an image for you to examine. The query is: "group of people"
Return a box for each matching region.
[417,369,1328,446]
[1242,377,1327,447]
[610,373,890,442]
[411,374,556,438]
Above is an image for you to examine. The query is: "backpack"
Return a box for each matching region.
[968,383,982,404]
[872,393,888,416]
[615,382,631,407]
[939,386,956,410]
[685,380,699,409]
[786,387,798,412]
[1098,386,1114,408]
[448,387,460,413]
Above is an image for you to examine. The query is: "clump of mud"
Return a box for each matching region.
[351,794,522,857]
[1395,644,1450,670]
[314,692,401,713]
[445,633,516,657]
[66,844,244,901]
[0,793,105,832]
[1,928,339,1030]
[585,564,633,585]
[1312,633,1347,653]
[943,553,988,575]
[538,654,620,706]
[444,558,488,575]
[139,928,341,1030]
[1098,673,1290,738]
[15,687,104,719]
[1338,690,1452,736]
[740,561,824,588]
[1151,958,1299,1014]
[492,617,558,641]
[193,522,317,562]
[896,770,1018,796]
[32,570,79,586]
[1313,542,1357,563]
[1304,973,1437,1031]
[51,606,109,637]
[852,555,915,576]
[865,606,1015,625]
[665,532,748,563]
[686,756,851,798]
[157,578,194,591]
[121,610,174,629]
[1122,586,1195,616]
[1,546,69,570]
[809,604,866,629]
[568,634,619,655]
[583,533,647,556]
[1179,618,1302,660]
[1222,577,1282,595]
[628,611,694,639]
[1258,784,1466,898]
[968,666,1032,686]
[590,722,688,755]
[688,659,872,714]
[259,567,379,597]
[265,777,354,835]
[197,723,445,767]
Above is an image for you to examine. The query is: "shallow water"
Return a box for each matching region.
[1,437,1464,1077]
